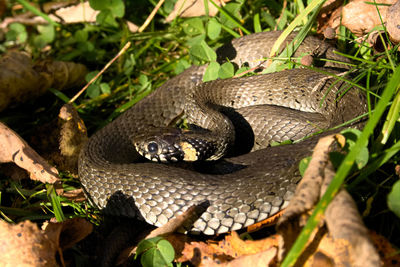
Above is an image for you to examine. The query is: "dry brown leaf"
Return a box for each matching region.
[323,6,343,34]
[0,218,92,266]
[317,0,344,34]
[341,0,395,36]
[203,247,277,267]
[277,134,340,232]
[27,104,88,175]
[0,51,49,111]
[0,1,98,28]
[165,0,230,22]
[34,59,88,91]
[306,251,335,267]
[368,231,400,266]
[322,0,398,38]
[387,0,400,43]
[324,185,381,266]
[178,232,280,265]
[301,55,314,66]
[219,231,280,257]
[58,104,88,174]
[0,51,87,112]
[60,188,86,202]
[308,230,400,267]
[175,224,392,266]
[126,20,139,32]
[246,210,284,233]
[276,134,381,266]
[0,220,58,266]
[0,122,60,184]
[50,1,98,24]
[42,217,93,251]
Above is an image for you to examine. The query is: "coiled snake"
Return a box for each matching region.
[78,31,366,235]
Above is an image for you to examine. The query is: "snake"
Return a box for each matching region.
[78,31,367,235]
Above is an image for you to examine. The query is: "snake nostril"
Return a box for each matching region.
[147,142,158,153]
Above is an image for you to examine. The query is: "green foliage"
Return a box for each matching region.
[89,0,125,27]
[135,74,152,93]
[207,18,222,40]
[47,184,65,222]
[33,25,55,49]
[85,71,111,99]
[341,129,369,170]
[298,129,370,178]
[388,181,400,218]
[5,23,28,44]
[135,237,175,267]
[299,157,312,177]
[183,18,205,36]
[189,40,216,63]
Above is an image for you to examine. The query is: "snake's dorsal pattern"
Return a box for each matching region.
[78,31,366,235]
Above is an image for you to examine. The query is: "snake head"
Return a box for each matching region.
[133,127,185,162]
[133,127,218,162]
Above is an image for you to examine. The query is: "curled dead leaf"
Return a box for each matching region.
[50,1,98,24]
[317,0,344,34]
[322,0,397,40]
[0,51,87,112]
[203,247,277,267]
[165,0,230,22]
[277,134,339,229]
[341,0,395,36]
[325,190,381,266]
[178,232,280,266]
[276,134,381,266]
[60,188,86,202]
[0,122,60,184]
[58,104,88,174]
[387,0,400,43]
[0,1,98,28]
[0,220,57,266]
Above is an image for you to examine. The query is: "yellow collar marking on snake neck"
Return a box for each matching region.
[180,141,198,161]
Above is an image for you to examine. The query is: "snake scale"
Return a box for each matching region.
[78,31,367,235]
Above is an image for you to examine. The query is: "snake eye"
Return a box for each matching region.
[147,142,158,153]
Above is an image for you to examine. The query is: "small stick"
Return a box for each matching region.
[138,0,166,33]
[69,41,131,103]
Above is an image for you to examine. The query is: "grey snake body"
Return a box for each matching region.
[78,31,367,235]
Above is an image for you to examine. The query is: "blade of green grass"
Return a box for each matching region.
[16,0,60,27]
[253,13,262,33]
[375,88,400,147]
[265,0,325,73]
[281,64,400,267]
[268,0,326,58]
[208,0,250,35]
[48,88,72,103]
[218,23,241,38]
[47,184,66,222]
[348,140,400,190]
